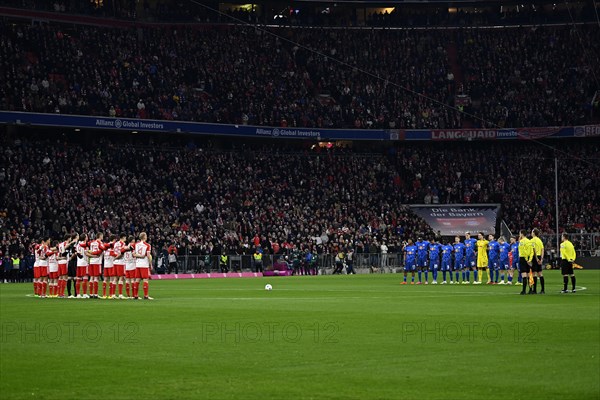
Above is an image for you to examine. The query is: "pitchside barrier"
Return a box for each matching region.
[154,253,405,276]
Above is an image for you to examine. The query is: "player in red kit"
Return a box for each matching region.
[75,234,90,298]
[112,233,127,299]
[123,236,136,298]
[134,232,153,300]
[87,232,108,299]
[38,237,51,298]
[32,239,42,296]
[57,233,76,298]
[47,241,59,297]
[101,235,118,299]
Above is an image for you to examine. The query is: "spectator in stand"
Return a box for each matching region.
[167,243,178,274]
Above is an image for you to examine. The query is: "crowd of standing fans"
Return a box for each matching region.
[1,20,598,129]
[0,133,598,277]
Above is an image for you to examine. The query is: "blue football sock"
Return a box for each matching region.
[474,270,479,281]
[518,274,522,283]
[442,271,447,281]
[424,271,428,282]
[508,275,513,282]
[418,271,422,282]
[500,273,505,281]
[466,270,470,281]
[403,275,407,282]
[433,270,438,281]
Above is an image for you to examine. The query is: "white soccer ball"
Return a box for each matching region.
[264,284,273,291]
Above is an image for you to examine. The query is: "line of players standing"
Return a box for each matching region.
[401,229,548,294]
[31,232,154,300]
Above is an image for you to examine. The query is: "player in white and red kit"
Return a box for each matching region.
[87,232,108,299]
[75,234,89,298]
[47,241,59,297]
[57,233,76,298]
[112,233,127,299]
[101,234,118,299]
[134,232,153,300]
[37,237,51,298]
[123,236,136,298]
[32,239,42,296]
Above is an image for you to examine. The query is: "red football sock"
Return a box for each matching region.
[109,283,115,297]
[76,280,81,295]
[93,281,99,296]
[118,283,123,296]
[125,282,130,297]
[82,279,88,295]
[143,282,149,297]
[41,282,47,296]
[102,281,107,297]
[133,282,139,297]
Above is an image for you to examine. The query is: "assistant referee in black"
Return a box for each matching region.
[560,233,577,293]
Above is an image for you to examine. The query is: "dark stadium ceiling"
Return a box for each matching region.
[289,0,535,3]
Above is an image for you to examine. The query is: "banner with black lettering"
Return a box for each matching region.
[409,204,501,236]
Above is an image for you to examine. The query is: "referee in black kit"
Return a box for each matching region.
[530,228,545,294]
[560,233,577,293]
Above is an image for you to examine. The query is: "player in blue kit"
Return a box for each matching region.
[497,236,511,284]
[487,234,500,284]
[509,236,521,285]
[440,241,453,284]
[401,239,417,285]
[453,236,466,284]
[463,232,477,284]
[428,237,442,284]
[416,237,429,284]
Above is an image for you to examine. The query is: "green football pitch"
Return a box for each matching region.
[1,271,599,400]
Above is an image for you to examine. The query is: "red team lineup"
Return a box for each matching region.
[32,232,154,300]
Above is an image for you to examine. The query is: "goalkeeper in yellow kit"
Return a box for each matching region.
[475,232,489,285]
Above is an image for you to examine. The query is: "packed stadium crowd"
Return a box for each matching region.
[1,133,598,271]
[457,26,599,128]
[1,20,598,129]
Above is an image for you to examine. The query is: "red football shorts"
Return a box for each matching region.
[125,270,136,279]
[49,271,59,279]
[38,266,48,277]
[33,267,40,279]
[135,268,150,279]
[88,264,101,277]
[58,263,68,275]
[114,264,125,277]
[103,267,115,277]
[76,266,88,277]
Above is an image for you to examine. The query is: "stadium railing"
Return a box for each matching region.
[539,233,600,258]
[156,253,405,275]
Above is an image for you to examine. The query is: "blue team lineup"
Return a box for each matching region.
[402,231,526,287]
